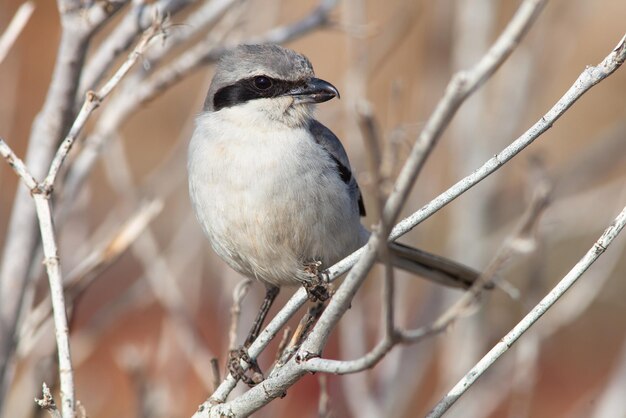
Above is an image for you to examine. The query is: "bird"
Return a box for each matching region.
[187,44,480,383]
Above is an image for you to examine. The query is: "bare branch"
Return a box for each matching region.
[404,182,550,342]
[299,0,548,361]
[32,194,75,418]
[131,0,338,107]
[0,138,38,191]
[0,9,164,417]
[303,338,395,375]
[43,16,166,191]
[356,103,385,225]
[0,133,92,417]
[381,0,547,227]
[279,302,325,366]
[274,328,292,364]
[62,0,338,221]
[317,375,331,418]
[0,1,35,64]
[325,31,626,287]
[391,33,626,242]
[200,1,549,414]
[0,1,124,401]
[78,0,194,95]
[34,382,62,418]
[141,0,243,69]
[303,177,550,375]
[229,279,253,351]
[426,204,626,417]
[199,22,626,418]
[19,199,164,346]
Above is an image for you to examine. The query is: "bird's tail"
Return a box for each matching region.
[388,242,480,289]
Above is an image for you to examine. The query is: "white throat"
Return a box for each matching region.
[215,96,314,129]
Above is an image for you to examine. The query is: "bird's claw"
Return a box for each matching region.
[228,347,264,387]
[303,261,331,302]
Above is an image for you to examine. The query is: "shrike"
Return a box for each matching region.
[188,44,479,382]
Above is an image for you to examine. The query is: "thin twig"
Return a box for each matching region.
[0,141,77,418]
[426,204,626,417]
[0,3,124,404]
[318,375,331,418]
[381,0,548,227]
[33,194,75,418]
[403,182,551,341]
[201,1,549,414]
[356,102,385,225]
[275,327,292,364]
[62,0,336,223]
[356,106,395,337]
[77,0,194,95]
[141,0,243,71]
[324,31,626,288]
[43,16,166,191]
[20,200,164,344]
[210,358,221,393]
[390,32,626,242]
[200,18,626,418]
[0,17,167,418]
[65,199,164,289]
[0,138,38,191]
[302,180,550,375]
[356,103,396,379]
[279,302,325,366]
[34,382,62,418]
[0,1,35,64]
[299,0,549,362]
[75,401,87,418]
[229,279,253,351]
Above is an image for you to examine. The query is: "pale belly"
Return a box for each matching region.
[188,123,364,286]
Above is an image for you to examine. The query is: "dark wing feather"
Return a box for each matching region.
[308,120,366,217]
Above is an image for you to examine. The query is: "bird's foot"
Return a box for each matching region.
[228,346,264,387]
[303,261,331,302]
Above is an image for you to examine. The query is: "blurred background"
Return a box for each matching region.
[1,0,625,417]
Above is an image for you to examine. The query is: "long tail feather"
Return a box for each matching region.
[388,242,481,289]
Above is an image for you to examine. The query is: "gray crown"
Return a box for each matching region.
[204,44,315,111]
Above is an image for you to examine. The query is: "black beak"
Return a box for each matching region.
[288,77,340,104]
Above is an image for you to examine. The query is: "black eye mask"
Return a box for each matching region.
[212,76,304,111]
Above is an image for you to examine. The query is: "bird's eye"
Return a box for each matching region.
[253,76,272,90]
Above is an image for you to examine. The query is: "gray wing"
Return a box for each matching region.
[308,119,366,217]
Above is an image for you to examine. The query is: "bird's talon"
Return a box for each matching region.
[228,347,264,387]
[303,261,331,301]
[304,282,330,302]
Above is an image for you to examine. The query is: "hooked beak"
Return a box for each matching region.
[288,77,340,104]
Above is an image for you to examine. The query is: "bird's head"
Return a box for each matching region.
[204,44,339,127]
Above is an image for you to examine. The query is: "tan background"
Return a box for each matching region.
[1,0,626,417]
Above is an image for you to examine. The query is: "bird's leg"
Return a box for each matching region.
[302,261,331,302]
[243,285,280,348]
[228,285,279,386]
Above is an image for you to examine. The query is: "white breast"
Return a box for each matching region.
[188,103,365,286]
